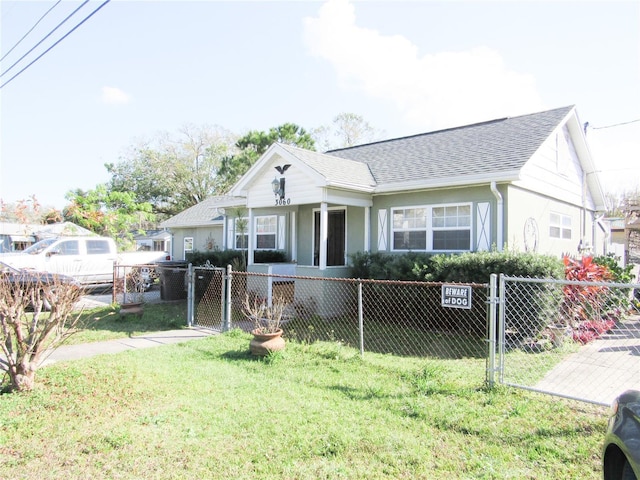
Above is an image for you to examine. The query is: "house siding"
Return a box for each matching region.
[516,125,592,209]
[505,185,599,256]
[169,226,224,260]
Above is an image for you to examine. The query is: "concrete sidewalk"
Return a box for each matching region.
[39,327,217,368]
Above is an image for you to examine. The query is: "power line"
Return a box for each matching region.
[0,0,111,90]
[0,0,90,79]
[591,118,640,130]
[1,0,63,63]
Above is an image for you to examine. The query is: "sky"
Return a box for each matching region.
[1,0,639,211]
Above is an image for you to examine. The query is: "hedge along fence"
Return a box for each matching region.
[349,250,567,341]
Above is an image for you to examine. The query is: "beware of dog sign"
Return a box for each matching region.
[441,285,472,309]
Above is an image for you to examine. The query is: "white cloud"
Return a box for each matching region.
[303,0,544,131]
[101,86,131,105]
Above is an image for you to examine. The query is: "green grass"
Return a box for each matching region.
[0,330,607,479]
[65,302,188,345]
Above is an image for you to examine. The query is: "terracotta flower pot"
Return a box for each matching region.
[250,328,285,356]
[120,301,144,318]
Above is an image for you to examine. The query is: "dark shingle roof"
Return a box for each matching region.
[159,195,244,228]
[278,144,376,188]
[326,106,574,185]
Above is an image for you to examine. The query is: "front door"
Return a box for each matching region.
[314,210,345,266]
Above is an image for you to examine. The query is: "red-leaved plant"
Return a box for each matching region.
[561,255,616,344]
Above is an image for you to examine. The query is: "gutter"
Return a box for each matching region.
[491,181,504,251]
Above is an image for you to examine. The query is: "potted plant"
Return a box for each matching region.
[242,293,287,356]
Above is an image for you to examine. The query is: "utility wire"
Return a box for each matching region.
[1,0,63,63]
[0,0,90,79]
[591,118,640,130]
[0,0,111,90]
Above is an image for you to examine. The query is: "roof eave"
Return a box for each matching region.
[373,171,521,193]
[325,181,376,193]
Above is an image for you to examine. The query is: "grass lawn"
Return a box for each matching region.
[0,329,607,479]
[64,303,189,345]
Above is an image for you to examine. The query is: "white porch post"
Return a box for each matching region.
[290,211,297,262]
[319,202,328,270]
[247,208,254,266]
[364,206,371,252]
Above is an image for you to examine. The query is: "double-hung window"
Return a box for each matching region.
[432,205,471,250]
[255,215,277,250]
[234,218,248,250]
[549,212,572,239]
[391,203,471,251]
[392,208,427,250]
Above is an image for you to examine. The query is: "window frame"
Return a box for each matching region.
[549,212,572,240]
[254,215,277,250]
[390,202,472,252]
[183,237,194,258]
[234,217,249,250]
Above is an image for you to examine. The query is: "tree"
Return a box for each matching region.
[605,188,639,217]
[217,123,315,192]
[106,124,237,218]
[0,274,83,392]
[0,195,41,224]
[312,113,384,151]
[63,185,154,249]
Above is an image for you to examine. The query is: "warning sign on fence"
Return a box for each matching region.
[441,285,472,309]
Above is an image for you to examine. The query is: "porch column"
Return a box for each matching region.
[319,202,328,270]
[364,206,371,252]
[247,208,254,266]
[290,211,297,262]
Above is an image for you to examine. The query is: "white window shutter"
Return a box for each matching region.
[476,202,491,251]
[227,218,234,249]
[278,215,285,249]
[377,209,388,251]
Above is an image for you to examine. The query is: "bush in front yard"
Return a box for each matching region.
[413,250,564,283]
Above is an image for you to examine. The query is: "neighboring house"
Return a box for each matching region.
[161,106,609,281]
[160,196,245,260]
[0,221,94,252]
[133,229,172,253]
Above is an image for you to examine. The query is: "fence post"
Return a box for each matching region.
[112,262,117,305]
[224,264,233,332]
[487,274,497,387]
[186,263,194,327]
[358,280,364,357]
[498,274,506,383]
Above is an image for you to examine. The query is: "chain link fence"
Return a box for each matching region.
[498,275,640,405]
[191,269,489,360]
[113,262,189,305]
[124,264,639,406]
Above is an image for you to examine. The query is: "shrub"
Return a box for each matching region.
[414,250,564,283]
[348,251,433,281]
[186,250,287,269]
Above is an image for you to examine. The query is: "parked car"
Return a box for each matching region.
[0,236,171,286]
[0,261,81,311]
[603,390,640,480]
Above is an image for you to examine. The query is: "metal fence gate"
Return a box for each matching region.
[189,265,226,330]
[495,275,640,406]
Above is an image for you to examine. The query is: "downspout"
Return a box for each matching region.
[490,181,503,251]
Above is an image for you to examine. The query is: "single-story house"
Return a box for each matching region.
[161,106,609,279]
[133,229,173,253]
[0,221,95,252]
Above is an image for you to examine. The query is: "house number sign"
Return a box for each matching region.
[275,197,291,206]
[441,285,472,309]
